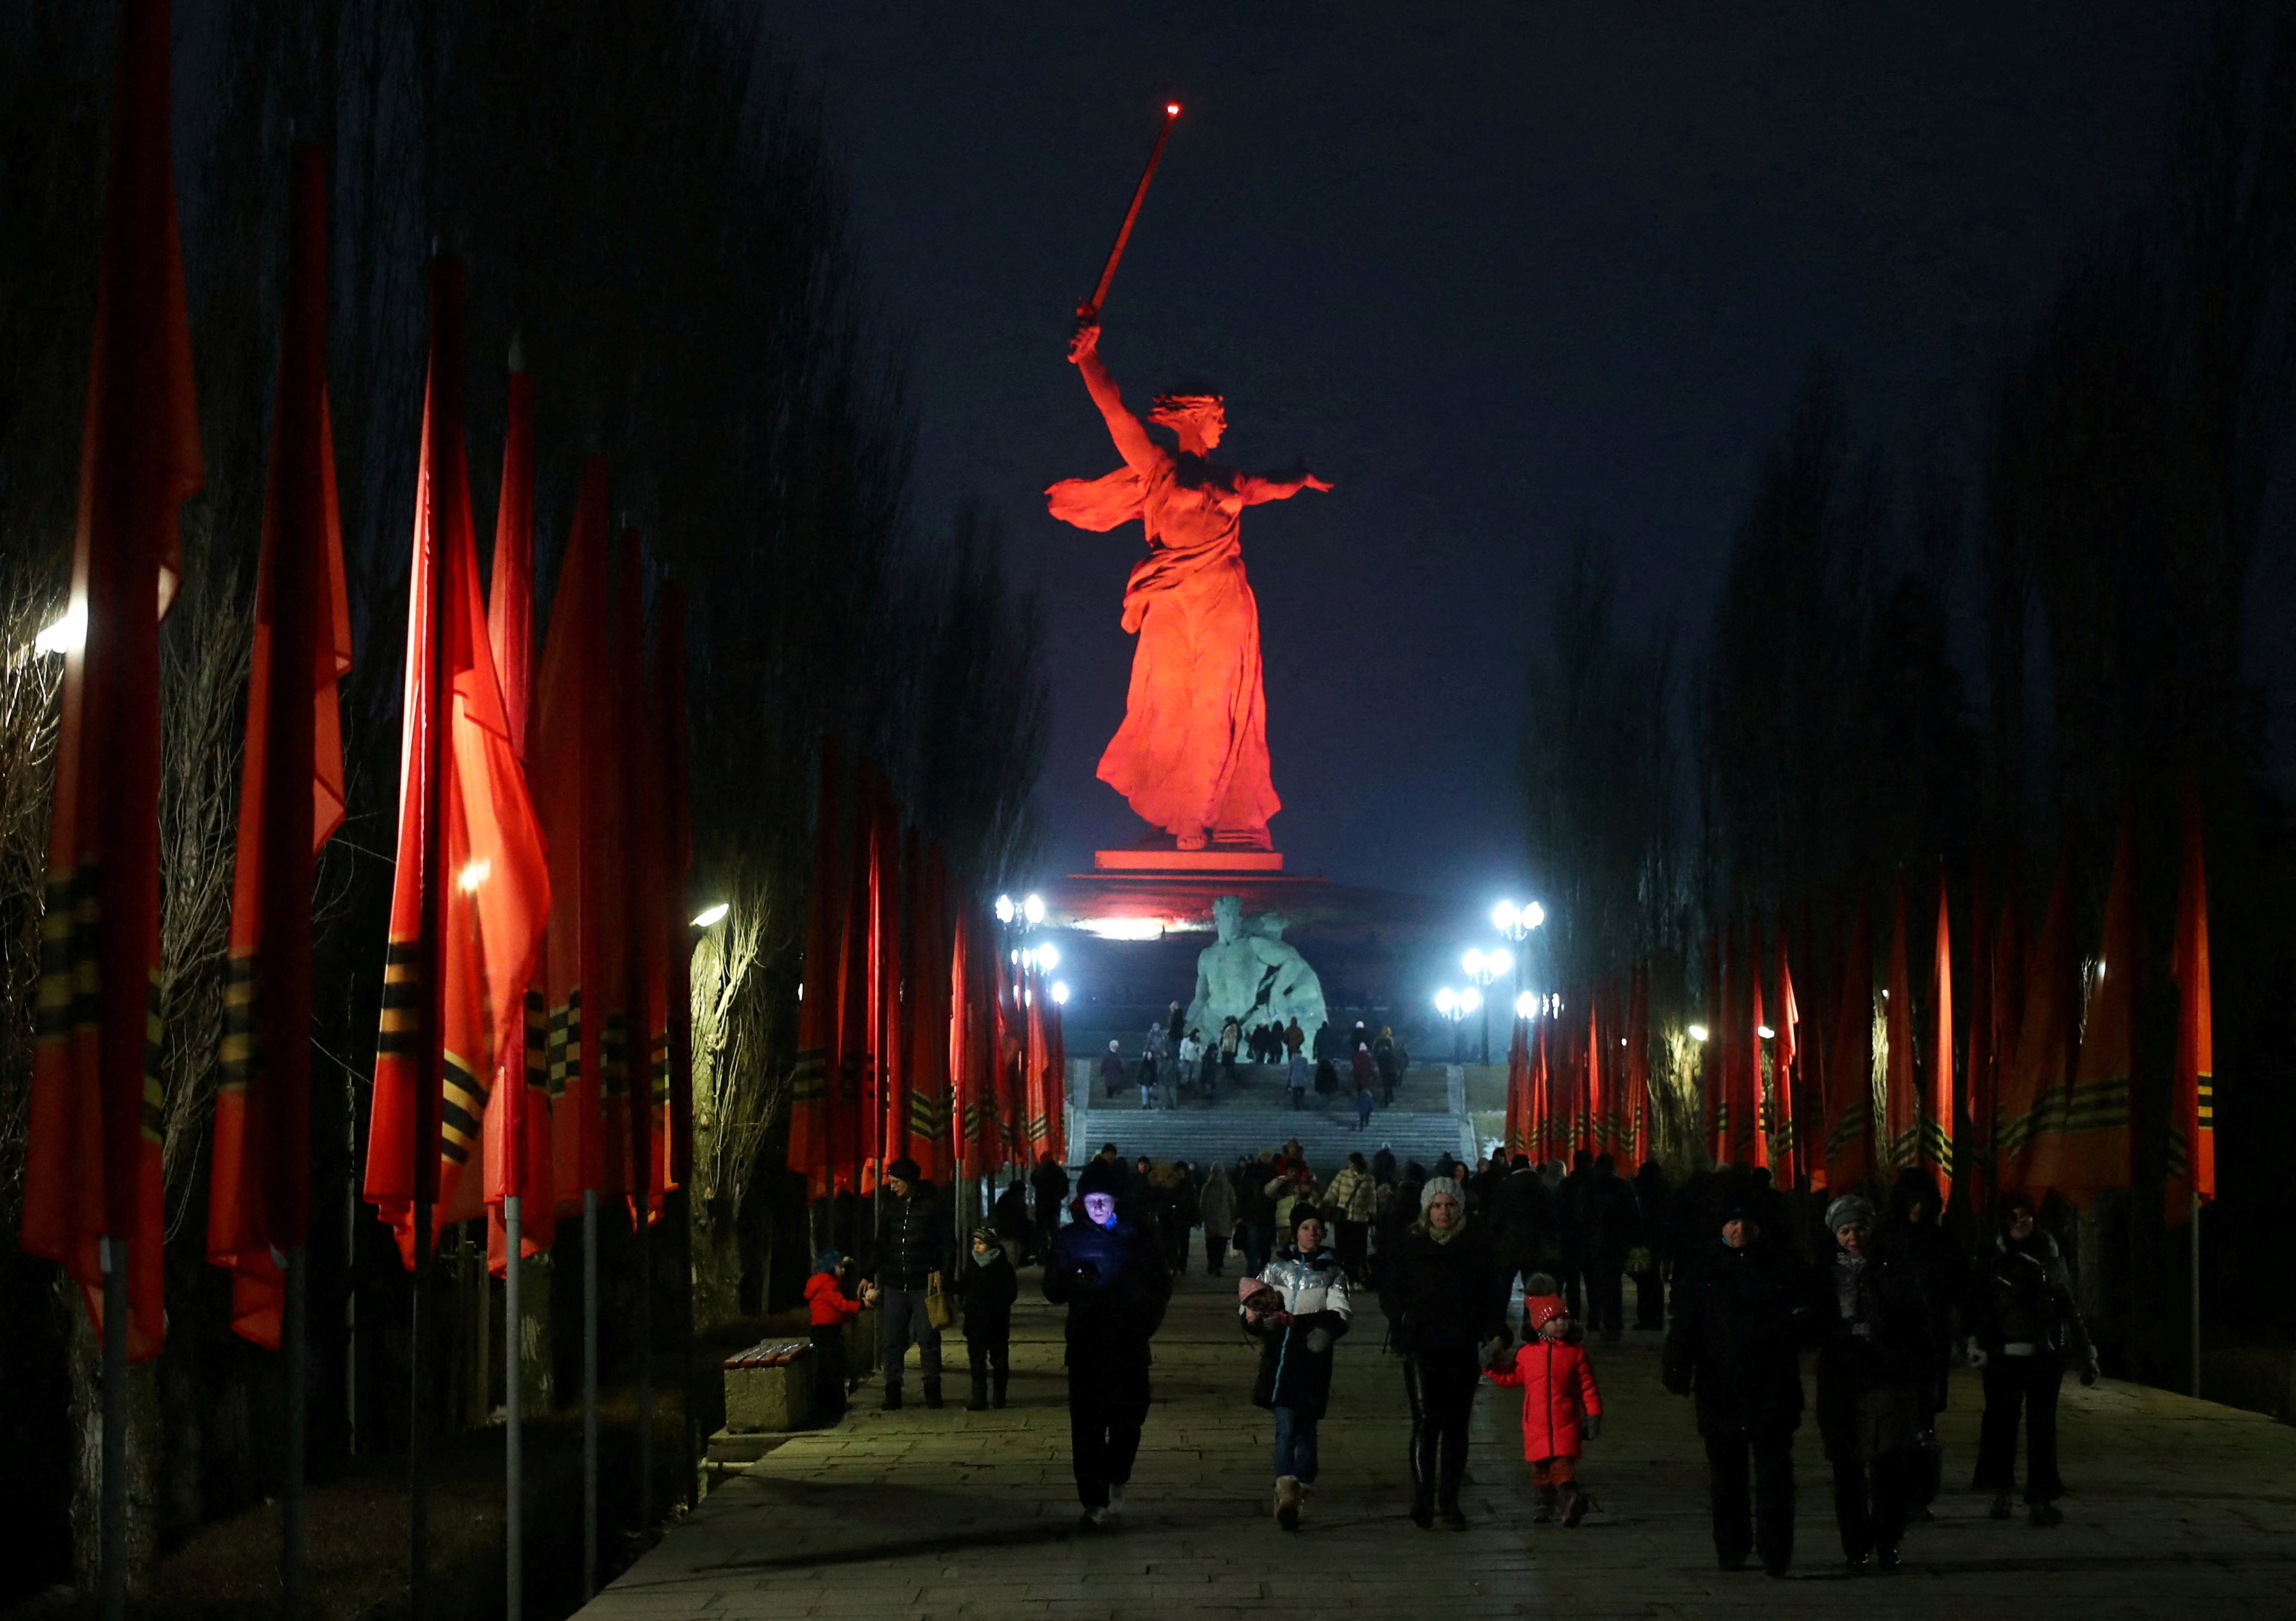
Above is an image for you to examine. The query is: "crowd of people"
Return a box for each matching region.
[802,1141,2098,1570]
[1094,1011,1409,1114]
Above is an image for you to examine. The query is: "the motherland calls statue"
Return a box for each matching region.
[1184,896,1328,1050]
[1048,321,1331,852]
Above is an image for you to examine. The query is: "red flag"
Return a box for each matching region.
[2031,814,2136,1205]
[1997,852,2074,1198]
[1823,898,1876,1189]
[1745,954,1769,1172]
[362,260,550,1267]
[24,0,201,1365]
[482,345,549,1270]
[1925,871,1955,1207]
[205,146,349,1346]
[1503,1013,1530,1157]
[789,742,842,1199]
[653,582,694,1199]
[1963,866,1995,1213]
[1045,976,1069,1167]
[949,899,987,1176]
[1625,964,1652,1169]
[1884,877,1916,1174]
[1772,927,1799,1189]
[613,532,669,1223]
[1701,933,1721,1163]
[2166,787,2214,1225]
[535,462,610,1207]
[832,769,878,1195]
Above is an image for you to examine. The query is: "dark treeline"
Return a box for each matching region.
[0,0,1046,1603]
[1521,3,2296,1374]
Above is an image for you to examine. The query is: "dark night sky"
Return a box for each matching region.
[763,1,2275,901]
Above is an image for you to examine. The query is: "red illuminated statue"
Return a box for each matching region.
[1049,321,1331,851]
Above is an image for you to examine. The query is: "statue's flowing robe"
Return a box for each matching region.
[1048,453,1278,841]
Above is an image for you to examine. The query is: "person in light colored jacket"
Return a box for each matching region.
[1240,1204,1353,1530]
[1198,1163,1238,1276]
[1322,1152,1379,1284]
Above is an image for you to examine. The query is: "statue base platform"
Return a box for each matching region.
[1093,846,1283,873]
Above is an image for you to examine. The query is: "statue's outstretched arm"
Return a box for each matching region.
[1068,321,1160,475]
[1237,466,1335,506]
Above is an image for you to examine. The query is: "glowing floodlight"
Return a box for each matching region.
[35,601,86,657]
[1051,980,1072,1006]
[457,859,491,894]
[1434,988,1458,1017]
[1687,1024,1710,1043]
[1036,942,1060,973]
[1757,1024,1775,1040]
[994,894,1016,924]
[1023,893,1046,926]
[1515,991,1536,1020]
[1459,987,1482,1016]
[691,902,730,928]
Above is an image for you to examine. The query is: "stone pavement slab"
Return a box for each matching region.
[581,1257,2296,1619]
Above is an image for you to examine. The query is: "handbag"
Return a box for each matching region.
[924,1273,953,1331]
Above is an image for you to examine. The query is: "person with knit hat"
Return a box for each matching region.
[1044,1156,1173,1529]
[1664,1196,1829,1576]
[1241,1202,1354,1530]
[1378,1175,1508,1528]
[1487,1288,1604,1527]
[954,1225,1020,1410]
[1814,1193,1936,1574]
[804,1250,868,1422]
[872,1156,950,1410]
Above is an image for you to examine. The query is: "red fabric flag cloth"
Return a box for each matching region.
[1963,867,1995,1215]
[534,461,610,1209]
[1884,878,1916,1175]
[614,531,669,1224]
[1823,899,1876,1190]
[1531,1013,1556,1165]
[1925,871,1955,1208]
[832,767,878,1196]
[862,784,900,1192]
[1503,1014,1530,1157]
[656,583,694,1198]
[2167,786,2214,1225]
[25,0,203,1364]
[362,260,550,1268]
[1746,959,1769,1172]
[1714,930,1741,1165]
[789,741,841,1198]
[1626,964,1652,1170]
[2032,814,2137,1206]
[482,350,548,1271]
[1701,933,1721,1163]
[905,848,953,1180]
[948,900,987,1178]
[206,146,353,1346]
[1045,985,1069,1166]
[1584,995,1608,1162]
[1997,852,2074,1199]
[1772,927,1799,1190]
[1984,894,2025,1210]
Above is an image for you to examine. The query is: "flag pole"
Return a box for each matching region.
[680,1188,698,1512]
[101,1239,128,1621]
[504,1195,523,1621]
[582,1188,598,1598]
[283,1245,308,1617]
[409,1199,431,1612]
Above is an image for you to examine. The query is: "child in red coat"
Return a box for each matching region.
[1486,1292,1603,1525]
[805,1251,871,1421]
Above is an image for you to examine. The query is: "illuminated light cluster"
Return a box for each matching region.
[457,858,491,894]
[34,602,86,658]
[1080,917,1166,941]
[691,901,730,928]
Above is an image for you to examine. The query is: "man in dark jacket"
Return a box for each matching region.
[1044,1158,1172,1529]
[1664,1201,1827,1575]
[1814,1194,1936,1574]
[1581,1154,1642,1344]
[873,1158,952,1410]
[1557,1150,1594,1315]
[1030,1154,1070,1255]
[1631,1160,1673,1329]
[1491,1154,1554,1298]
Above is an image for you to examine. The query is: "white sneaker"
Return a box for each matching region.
[1105,1485,1127,1520]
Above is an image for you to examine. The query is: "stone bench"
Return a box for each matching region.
[723,1338,816,1433]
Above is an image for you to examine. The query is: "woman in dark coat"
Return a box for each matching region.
[1377,1176,1508,1529]
[1814,1195,1936,1574]
[1241,1204,1353,1530]
[1968,1192,2097,1526]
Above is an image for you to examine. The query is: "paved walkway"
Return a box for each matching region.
[584,1260,2296,1619]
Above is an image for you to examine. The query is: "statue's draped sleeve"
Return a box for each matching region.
[1046,466,1149,532]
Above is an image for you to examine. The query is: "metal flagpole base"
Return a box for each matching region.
[583,1189,599,1600]
[504,1197,523,1621]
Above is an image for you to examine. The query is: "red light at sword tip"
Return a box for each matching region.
[1166,103,1181,115]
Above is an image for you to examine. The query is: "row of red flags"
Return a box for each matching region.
[19,2,705,1362]
[1505,802,2215,1225]
[784,749,1067,1200]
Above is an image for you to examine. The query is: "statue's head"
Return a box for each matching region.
[1211,895,1243,943]
[1151,389,1226,453]
[1256,913,1291,942]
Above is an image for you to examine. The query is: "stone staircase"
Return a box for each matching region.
[1068,1062,1473,1172]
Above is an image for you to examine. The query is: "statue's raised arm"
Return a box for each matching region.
[1068,322,1161,476]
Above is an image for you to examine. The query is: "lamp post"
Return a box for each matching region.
[1435,986,1478,1064]
[1491,898,1545,1025]
[1461,948,1508,1064]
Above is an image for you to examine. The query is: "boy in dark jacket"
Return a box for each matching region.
[1044,1158,1172,1528]
[956,1225,1019,1409]
[804,1251,867,1421]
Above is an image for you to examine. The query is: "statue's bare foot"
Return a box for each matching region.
[1176,828,1208,852]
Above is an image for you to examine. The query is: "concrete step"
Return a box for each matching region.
[1072,1105,1470,1175]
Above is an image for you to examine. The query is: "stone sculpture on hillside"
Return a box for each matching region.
[1184,896,1328,1052]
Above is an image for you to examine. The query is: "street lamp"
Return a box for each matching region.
[1435,987,1472,1064]
[1022,893,1046,927]
[1687,1023,1709,1043]
[994,894,1016,925]
[1461,948,1507,1064]
[1515,989,1537,1021]
[690,901,729,928]
[1051,980,1071,1006]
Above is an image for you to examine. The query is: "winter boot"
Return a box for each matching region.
[1988,1489,2014,1520]
[1561,1486,1591,1528]
[1275,1476,1302,1531]
[991,1370,1009,1409]
[923,1379,944,1410]
[1533,1486,1558,1524]
[1438,1498,1469,1531]
[1409,1483,1435,1529]
[2028,1499,2063,1528]
[966,1372,988,1412]
[880,1385,903,1412]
